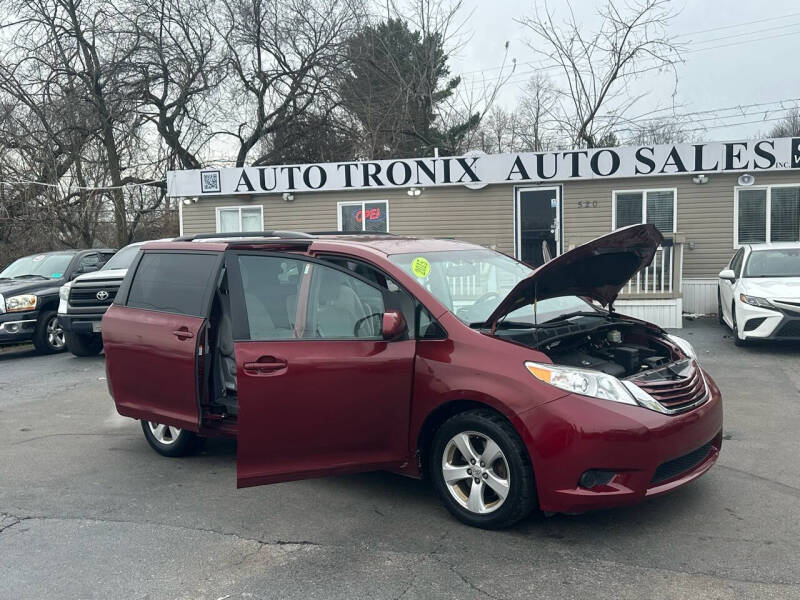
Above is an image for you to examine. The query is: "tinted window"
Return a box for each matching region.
[237,255,304,340]
[127,253,217,316]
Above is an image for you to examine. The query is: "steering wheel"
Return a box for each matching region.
[465,291,502,319]
[353,313,383,337]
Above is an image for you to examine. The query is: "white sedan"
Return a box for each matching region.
[718,243,800,345]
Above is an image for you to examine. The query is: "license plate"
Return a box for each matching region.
[92,322,102,333]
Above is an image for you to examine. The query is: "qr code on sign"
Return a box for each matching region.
[200,170,221,193]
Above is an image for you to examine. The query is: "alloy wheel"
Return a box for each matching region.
[148,422,182,445]
[46,316,66,350]
[441,431,510,514]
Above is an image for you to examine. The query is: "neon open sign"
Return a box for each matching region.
[355,207,382,222]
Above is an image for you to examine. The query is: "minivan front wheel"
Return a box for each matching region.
[141,420,203,457]
[430,410,536,529]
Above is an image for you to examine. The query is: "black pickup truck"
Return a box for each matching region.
[0,249,115,353]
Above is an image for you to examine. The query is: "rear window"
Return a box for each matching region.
[127,252,218,316]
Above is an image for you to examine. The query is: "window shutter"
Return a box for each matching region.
[615,193,642,229]
[770,187,800,242]
[646,190,675,233]
[737,189,767,243]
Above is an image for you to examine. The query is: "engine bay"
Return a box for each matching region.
[493,315,677,378]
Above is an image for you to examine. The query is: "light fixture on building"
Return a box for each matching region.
[407,187,422,197]
[282,192,295,202]
[182,198,192,205]
[692,174,709,185]
[737,173,755,186]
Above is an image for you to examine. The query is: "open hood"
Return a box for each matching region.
[485,224,664,327]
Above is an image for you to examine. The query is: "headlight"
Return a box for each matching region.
[5,294,37,313]
[665,334,696,360]
[59,282,72,302]
[525,361,637,406]
[739,293,773,308]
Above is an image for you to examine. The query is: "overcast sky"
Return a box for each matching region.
[447,0,800,143]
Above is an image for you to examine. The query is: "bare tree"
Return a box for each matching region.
[211,0,360,167]
[768,106,800,138]
[516,73,559,151]
[518,0,682,148]
[0,0,170,247]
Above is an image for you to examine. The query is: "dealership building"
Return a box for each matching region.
[169,137,800,328]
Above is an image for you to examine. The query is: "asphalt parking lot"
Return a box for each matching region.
[1,317,799,600]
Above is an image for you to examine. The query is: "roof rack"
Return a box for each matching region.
[307,231,397,236]
[175,230,314,242]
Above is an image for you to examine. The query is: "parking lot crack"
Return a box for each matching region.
[0,512,31,534]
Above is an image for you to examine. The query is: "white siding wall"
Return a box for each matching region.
[615,298,683,329]
[683,278,719,315]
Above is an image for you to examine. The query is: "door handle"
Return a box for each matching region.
[243,357,287,374]
[172,329,194,340]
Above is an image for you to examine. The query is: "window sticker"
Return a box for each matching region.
[51,273,63,278]
[410,257,431,278]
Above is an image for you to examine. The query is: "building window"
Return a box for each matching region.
[612,189,676,234]
[735,185,800,246]
[338,201,389,233]
[216,206,263,233]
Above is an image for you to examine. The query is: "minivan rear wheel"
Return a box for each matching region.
[140,420,204,457]
[430,409,536,529]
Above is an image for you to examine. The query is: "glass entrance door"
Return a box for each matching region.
[515,187,560,268]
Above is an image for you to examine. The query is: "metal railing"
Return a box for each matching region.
[620,238,683,298]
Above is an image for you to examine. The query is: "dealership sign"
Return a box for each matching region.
[167,137,800,198]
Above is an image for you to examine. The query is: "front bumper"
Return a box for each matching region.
[735,302,785,340]
[0,310,39,344]
[520,369,723,513]
[58,313,104,335]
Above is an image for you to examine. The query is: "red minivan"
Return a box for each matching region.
[103,225,722,529]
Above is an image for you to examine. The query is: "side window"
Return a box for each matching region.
[78,253,100,272]
[417,304,446,339]
[237,255,304,340]
[127,253,218,316]
[319,256,416,336]
[306,263,386,339]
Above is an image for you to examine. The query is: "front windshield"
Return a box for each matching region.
[102,244,141,271]
[388,249,594,325]
[744,249,800,278]
[0,252,75,280]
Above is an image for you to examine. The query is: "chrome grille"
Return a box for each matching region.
[632,360,708,412]
[68,278,121,311]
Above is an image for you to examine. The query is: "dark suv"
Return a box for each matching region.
[0,248,115,353]
[103,227,722,529]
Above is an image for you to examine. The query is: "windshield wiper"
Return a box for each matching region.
[12,274,49,280]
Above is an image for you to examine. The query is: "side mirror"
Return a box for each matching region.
[719,268,736,282]
[381,310,408,341]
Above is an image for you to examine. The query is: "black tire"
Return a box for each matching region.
[717,290,724,326]
[732,303,746,346]
[32,311,66,354]
[65,331,103,357]
[429,409,536,529]
[140,420,204,457]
